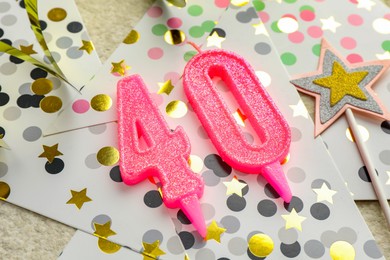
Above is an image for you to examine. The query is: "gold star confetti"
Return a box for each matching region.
[376,51,390,60]
[252,22,269,36]
[157,80,175,95]
[281,208,306,231]
[313,61,368,106]
[233,109,247,127]
[38,143,63,163]
[79,40,94,54]
[94,221,117,239]
[0,139,9,150]
[19,44,37,55]
[66,188,92,210]
[206,31,225,49]
[320,16,341,33]
[357,0,376,10]
[205,220,226,243]
[386,171,390,185]
[111,60,130,76]
[313,183,337,204]
[223,176,247,197]
[142,240,165,259]
[289,100,309,118]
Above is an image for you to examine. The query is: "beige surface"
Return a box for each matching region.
[0,0,389,259]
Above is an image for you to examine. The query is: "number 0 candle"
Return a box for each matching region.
[183,49,292,202]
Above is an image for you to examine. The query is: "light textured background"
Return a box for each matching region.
[0,1,389,259]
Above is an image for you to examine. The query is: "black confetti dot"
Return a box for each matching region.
[143,190,163,208]
[67,21,83,33]
[0,28,4,38]
[247,248,266,260]
[10,55,24,64]
[0,39,12,46]
[358,166,378,183]
[0,92,10,106]
[31,95,45,108]
[210,28,226,37]
[177,209,191,225]
[0,127,5,138]
[380,121,390,134]
[45,158,65,174]
[17,94,32,108]
[257,199,277,217]
[218,258,231,260]
[240,179,249,196]
[310,203,330,220]
[264,183,280,199]
[39,20,47,31]
[204,154,232,177]
[109,166,122,182]
[236,7,258,23]
[284,196,304,213]
[226,194,246,212]
[19,0,25,8]
[280,241,301,258]
[30,68,48,80]
[178,231,195,249]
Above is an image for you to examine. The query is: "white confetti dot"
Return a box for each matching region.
[372,18,390,34]
[277,17,299,33]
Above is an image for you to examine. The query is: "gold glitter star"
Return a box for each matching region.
[313,183,337,204]
[38,143,63,163]
[223,176,247,197]
[206,31,225,49]
[66,188,92,209]
[111,60,130,76]
[281,209,306,231]
[313,61,368,106]
[94,221,117,239]
[205,220,226,243]
[252,22,269,36]
[157,80,175,95]
[19,44,37,55]
[79,40,94,54]
[289,100,309,118]
[142,240,165,259]
[386,171,390,185]
[320,16,341,33]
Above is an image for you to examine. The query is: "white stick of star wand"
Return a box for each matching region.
[345,109,390,228]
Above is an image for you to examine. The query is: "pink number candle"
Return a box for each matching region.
[183,49,292,202]
[117,75,206,237]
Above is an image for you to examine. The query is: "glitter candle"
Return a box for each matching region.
[183,49,292,202]
[117,75,206,237]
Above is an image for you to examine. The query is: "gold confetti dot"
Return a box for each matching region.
[97,238,121,254]
[97,146,119,166]
[164,29,186,45]
[189,155,203,173]
[123,30,140,44]
[231,0,250,6]
[40,96,63,113]
[47,8,67,22]
[330,241,355,260]
[166,100,188,118]
[0,181,11,200]
[281,153,290,165]
[346,125,369,143]
[91,94,112,112]
[248,233,274,258]
[31,78,53,95]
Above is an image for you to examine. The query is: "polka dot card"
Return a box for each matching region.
[257,0,390,200]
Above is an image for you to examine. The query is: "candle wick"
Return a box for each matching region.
[187,41,202,53]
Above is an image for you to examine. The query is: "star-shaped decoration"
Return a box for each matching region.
[357,0,376,11]
[223,176,247,197]
[376,51,390,60]
[19,44,37,55]
[79,40,95,54]
[205,220,226,243]
[290,39,390,136]
[157,79,175,95]
[281,208,306,231]
[233,109,247,127]
[142,240,165,259]
[313,183,337,204]
[253,22,269,36]
[93,221,116,239]
[0,139,9,150]
[320,16,341,33]
[386,171,390,185]
[289,100,309,119]
[66,188,92,209]
[111,59,130,76]
[38,143,63,163]
[207,31,225,49]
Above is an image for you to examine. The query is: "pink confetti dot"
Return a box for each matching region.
[258,12,270,23]
[150,93,164,106]
[164,72,181,83]
[282,14,297,21]
[347,53,363,63]
[300,10,315,21]
[349,0,358,3]
[384,13,390,20]
[307,26,323,38]
[72,99,90,114]
[167,17,182,29]
[348,14,363,26]
[214,0,230,8]
[288,31,304,43]
[340,37,357,50]
[148,47,164,60]
[147,6,163,18]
